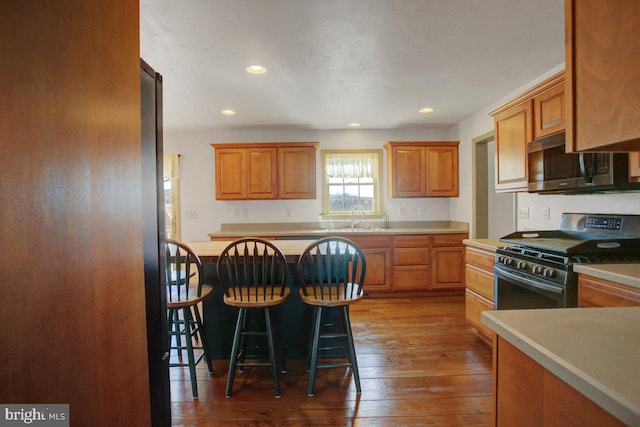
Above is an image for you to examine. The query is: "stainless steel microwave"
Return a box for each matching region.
[527,134,640,194]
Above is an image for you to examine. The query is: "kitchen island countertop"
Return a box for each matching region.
[482,307,640,426]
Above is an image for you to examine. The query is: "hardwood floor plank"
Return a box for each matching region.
[169,295,494,425]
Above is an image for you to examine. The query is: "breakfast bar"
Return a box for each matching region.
[187,239,321,359]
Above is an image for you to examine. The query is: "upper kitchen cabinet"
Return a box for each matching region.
[489,72,564,192]
[384,141,459,198]
[565,0,640,152]
[212,142,318,200]
[278,145,317,199]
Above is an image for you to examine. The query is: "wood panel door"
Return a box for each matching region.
[215,148,247,200]
[247,147,278,199]
[425,145,459,197]
[565,0,640,151]
[494,101,532,192]
[533,82,565,140]
[278,145,316,199]
[1,2,152,425]
[360,247,392,291]
[389,145,426,197]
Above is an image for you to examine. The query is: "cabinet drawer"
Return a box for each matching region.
[394,247,429,265]
[578,275,640,308]
[346,235,393,249]
[466,265,494,301]
[465,289,495,340]
[394,266,430,289]
[432,233,467,247]
[465,247,495,271]
[394,235,431,247]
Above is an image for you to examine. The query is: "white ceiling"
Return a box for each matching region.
[140,0,564,131]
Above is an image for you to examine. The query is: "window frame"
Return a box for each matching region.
[320,149,383,219]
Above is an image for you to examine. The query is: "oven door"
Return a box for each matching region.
[494,265,567,309]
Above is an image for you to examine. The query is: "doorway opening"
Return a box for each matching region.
[472,131,516,238]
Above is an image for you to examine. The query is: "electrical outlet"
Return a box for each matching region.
[285,209,292,217]
[242,208,249,218]
[418,207,426,216]
[234,209,240,218]
[544,206,551,220]
[518,207,530,219]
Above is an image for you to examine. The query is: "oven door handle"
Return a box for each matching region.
[494,266,563,294]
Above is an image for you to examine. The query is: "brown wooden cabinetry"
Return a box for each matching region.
[393,235,431,290]
[489,72,565,193]
[384,141,459,198]
[492,102,532,192]
[533,82,565,140]
[494,337,624,427]
[565,0,640,152]
[345,235,392,292]
[578,274,640,307]
[431,234,467,289]
[464,245,496,344]
[212,142,318,200]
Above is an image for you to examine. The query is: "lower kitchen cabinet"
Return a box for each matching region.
[494,337,625,427]
[346,235,392,292]
[464,245,496,344]
[431,234,467,289]
[393,235,431,290]
[578,274,640,307]
[630,153,640,183]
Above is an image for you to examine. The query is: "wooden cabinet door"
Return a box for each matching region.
[425,145,459,197]
[215,148,247,200]
[278,145,316,199]
[494,101,531,192]
[629,153,640,183]
[465,289,495,342]
[360,247,392,291]
[247,147,278,199]
[431,247,465,289]
[566,0,640,151]
[533,82,565,140]
[389,145,426,197]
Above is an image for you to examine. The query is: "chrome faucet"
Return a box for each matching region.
[350,204,365,230]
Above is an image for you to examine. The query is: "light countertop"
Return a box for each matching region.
[482,307,640,426]
[574,263,640,289]
[462,238,504,252]
[186,239,317,262]
[208,220,468,238]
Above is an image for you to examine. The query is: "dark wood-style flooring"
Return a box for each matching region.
[170,295,493,426]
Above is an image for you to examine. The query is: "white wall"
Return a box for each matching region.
[165,127,456,241]
[167,63,640,241]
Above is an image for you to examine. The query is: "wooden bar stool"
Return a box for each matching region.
[165,239,214,399]
[296,236,366,396]
[216,238,290,398]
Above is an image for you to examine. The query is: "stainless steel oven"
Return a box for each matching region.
[494,213,640,311]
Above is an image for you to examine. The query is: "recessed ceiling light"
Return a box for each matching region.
[348,122,361,127]
[220,109,236,116]
[246,65,267,75]
[419,107,434,114]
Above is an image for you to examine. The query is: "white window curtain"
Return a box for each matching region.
[163,154,181,241]
[325,152,376,178]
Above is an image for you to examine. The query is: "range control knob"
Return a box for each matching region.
[532,265,544,275]
[504,258,514,266]
[497,256,505,264]
[517,261,528,270]
[543,268,556,278]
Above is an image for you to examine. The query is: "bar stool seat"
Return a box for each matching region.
[217,238,290,398]
[296,237,367,397]
[165,239,214,399]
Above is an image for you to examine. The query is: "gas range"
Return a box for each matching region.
[494,213,640,309]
